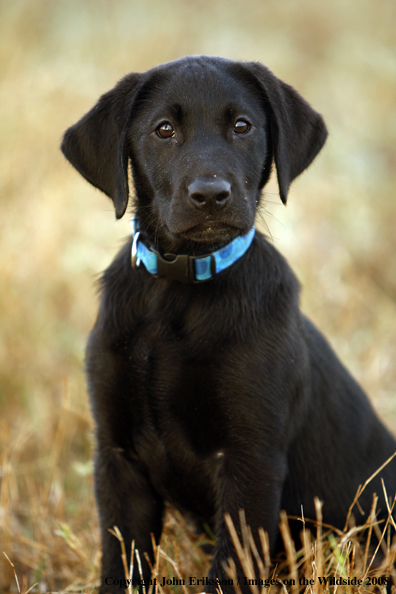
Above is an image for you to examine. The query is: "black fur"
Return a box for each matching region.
[61,56,396,593]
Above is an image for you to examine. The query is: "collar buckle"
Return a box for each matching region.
[155,251,215,283]
[156,251,191,283]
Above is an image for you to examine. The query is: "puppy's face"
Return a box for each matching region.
[61,56,327,254]
[128,61,271,250]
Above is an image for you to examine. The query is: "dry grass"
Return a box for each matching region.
[3,420,396,594]
[1,0,396,592]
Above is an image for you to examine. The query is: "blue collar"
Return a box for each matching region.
[130,216,255,283]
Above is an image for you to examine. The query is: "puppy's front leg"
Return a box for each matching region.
[86,331,164,593]
[208,448,287,594]
[95,442,164,593]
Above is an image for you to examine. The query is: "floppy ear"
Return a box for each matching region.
[61,73,143,218]
[245,62,327,204]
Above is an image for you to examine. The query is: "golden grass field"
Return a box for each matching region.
[1,0,396,591]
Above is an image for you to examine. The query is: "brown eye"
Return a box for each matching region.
[156,122,175,138]
[234,119,251,134]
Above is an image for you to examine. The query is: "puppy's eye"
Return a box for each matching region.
[156,122,175,138]
[234,119,251,134]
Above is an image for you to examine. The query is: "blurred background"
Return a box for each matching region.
[0,0,395,590]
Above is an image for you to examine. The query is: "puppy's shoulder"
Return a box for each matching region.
[98,238,135,296]
[92,238,147,334]
[247,231,301,305]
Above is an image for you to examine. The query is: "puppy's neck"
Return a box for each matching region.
[131,215,255,284]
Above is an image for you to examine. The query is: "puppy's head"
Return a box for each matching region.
[62,56,327,251]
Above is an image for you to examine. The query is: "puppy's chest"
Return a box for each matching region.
[129,331,228,512]
[132,333,227,456]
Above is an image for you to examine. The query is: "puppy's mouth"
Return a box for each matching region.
[179,222,240,244]
[155,214,253,254]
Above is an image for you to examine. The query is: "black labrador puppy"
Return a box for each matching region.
[62,56,396,592]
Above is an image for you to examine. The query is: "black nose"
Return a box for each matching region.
[188,177,231,211]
